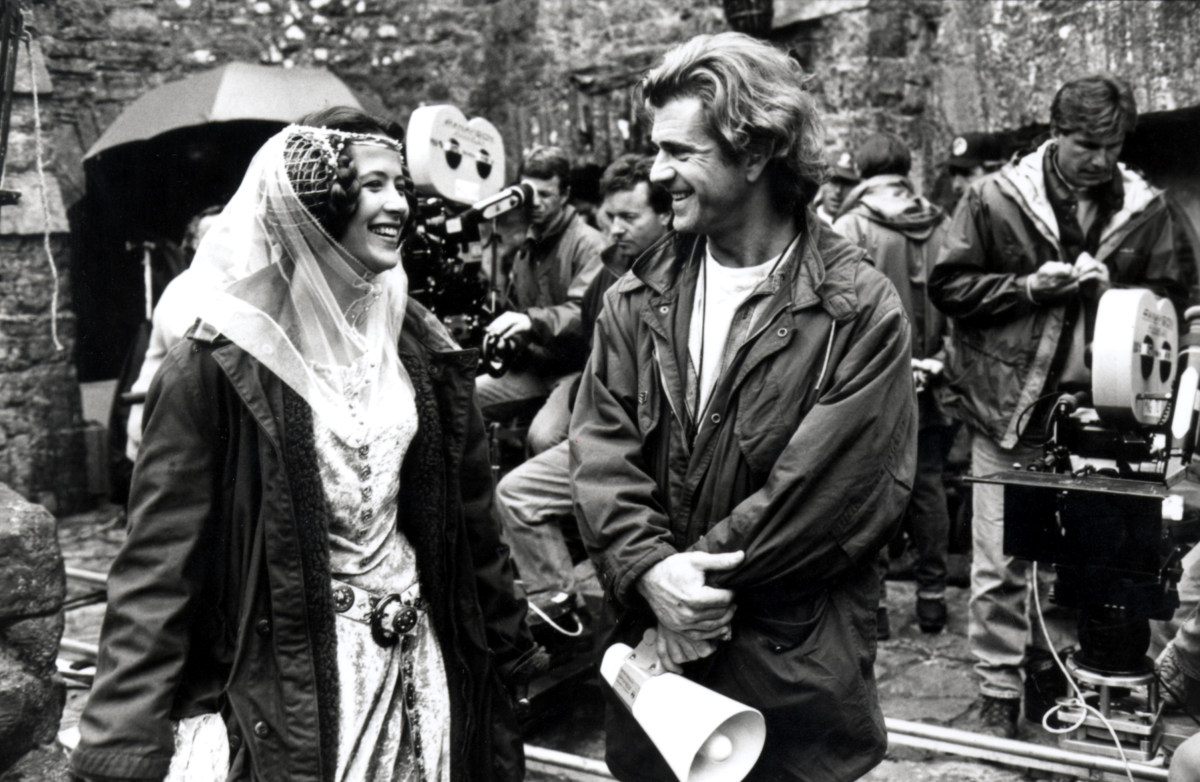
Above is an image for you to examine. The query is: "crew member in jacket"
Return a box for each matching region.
[929,74,1185,740]
[570,33,918,782]
[71,107,544,782]
[496,154,672,616]
[834,132,952,637]
[478,145,605,455]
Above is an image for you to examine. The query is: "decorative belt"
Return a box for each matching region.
[331,578,425,648]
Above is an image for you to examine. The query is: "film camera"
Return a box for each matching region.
[975,288,1200,761]
[402,105,528,371]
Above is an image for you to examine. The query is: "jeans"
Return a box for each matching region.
[476,370,577,456]
[881,425,951,599]
[970,432,1077,699]
[495,441,579,597]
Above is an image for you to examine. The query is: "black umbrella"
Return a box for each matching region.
[74,63,384,382]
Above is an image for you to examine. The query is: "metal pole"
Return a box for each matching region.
[524,745,613,779]
[65,566,108,586]
[60,637,99,660]
[887,718,1169,780]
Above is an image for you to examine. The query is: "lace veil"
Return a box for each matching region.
[192,124,413,443]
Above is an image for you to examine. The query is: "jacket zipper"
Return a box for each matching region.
[651,340,685,432]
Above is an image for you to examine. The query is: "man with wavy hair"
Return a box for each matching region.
[571,32,917,782]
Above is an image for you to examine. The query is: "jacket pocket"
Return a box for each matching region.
[740,592,827,653]
[710,590,872,745]
[735,377,806,475]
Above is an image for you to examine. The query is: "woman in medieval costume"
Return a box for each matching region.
[71,107,545,782]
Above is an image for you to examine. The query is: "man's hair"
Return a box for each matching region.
[641,32,826,212]
[520,145,571,191]
[1050,74,1138,138]
[599,154,671,215]
[855,133,911,179]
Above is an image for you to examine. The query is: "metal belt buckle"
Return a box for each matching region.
[369,592,419,647]
[332,585,354,614]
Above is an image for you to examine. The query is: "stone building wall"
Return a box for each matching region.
[771,0,1200,193]
[0,36,87,514]
[27,0,1200,207]
[31,0,724,193]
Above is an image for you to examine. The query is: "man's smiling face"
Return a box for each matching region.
[649,96,751,240]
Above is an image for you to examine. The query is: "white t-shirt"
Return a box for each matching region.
[688,248,777,415]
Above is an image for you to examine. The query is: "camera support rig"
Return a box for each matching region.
[973,289,1200,763]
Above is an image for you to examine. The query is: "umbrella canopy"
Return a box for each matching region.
[84,62,367,160]
[73,62,387,381]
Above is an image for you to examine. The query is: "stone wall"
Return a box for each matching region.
[27,0,1200,205]
[771,0,1200,193]
[0,34,87,514]
[934,1,1200,137]
[31,0,725,190]
[0,484,68,781]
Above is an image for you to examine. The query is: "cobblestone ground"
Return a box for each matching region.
[55,506,1166,781]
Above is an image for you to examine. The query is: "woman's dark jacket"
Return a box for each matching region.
[71,300,540,782]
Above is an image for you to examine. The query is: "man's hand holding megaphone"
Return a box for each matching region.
[637,550,744,673]
[601,620,766,782]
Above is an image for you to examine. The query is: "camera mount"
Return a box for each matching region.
[975,289,1200,762]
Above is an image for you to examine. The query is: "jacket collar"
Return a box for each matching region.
[996,140,1162,254]
[600,242,637,279]
[527,204,577,245]
[1044,142,1125,216]
[620,207,864,322]
[191,291,464,357]
[399,299,468,357]
[187,298,477,449]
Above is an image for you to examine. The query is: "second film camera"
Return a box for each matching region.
[977,288,1200,762]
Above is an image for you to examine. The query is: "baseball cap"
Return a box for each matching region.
[947,132,1006,171]
[829,151,860,183]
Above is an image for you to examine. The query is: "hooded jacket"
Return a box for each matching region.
[835,175,949,427]
[72,297,540,782]
[570,211,917,782]
[929,141,1183,447]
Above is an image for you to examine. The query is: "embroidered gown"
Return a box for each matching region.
[165,358,450,782]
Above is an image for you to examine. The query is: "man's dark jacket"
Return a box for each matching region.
[569,210,918,782]
[508,204,605,372]
[72,298,540,782]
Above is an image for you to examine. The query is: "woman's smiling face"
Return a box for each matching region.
[339,144,411,274]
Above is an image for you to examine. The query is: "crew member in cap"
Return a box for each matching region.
[944,132,1008,212]
[814,150,860,225]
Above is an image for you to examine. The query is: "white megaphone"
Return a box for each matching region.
[600,631,766,782]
